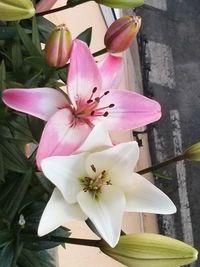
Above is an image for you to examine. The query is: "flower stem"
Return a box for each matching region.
[137,154,185,175]
[93,48,107,57]
[21,234,100,248]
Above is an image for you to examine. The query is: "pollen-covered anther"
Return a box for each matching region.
[80,169,111,197]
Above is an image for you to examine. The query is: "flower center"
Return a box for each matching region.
[75,87,115,118]
[80,164,112,199]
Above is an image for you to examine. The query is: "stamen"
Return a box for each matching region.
[92,104,115,113]
[95,91,110,103]
[87,87,97,103]
[90,111,109,117]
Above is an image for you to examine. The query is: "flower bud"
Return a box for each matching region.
[36,0,58,13]
[104,15,141,53]
[45,24,72,68]
[184,142,200,161]
[100,233,198,267]
[95,0,144,8]
[0,0,35,21]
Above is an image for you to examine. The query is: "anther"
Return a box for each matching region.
[91,164,96,173]
[109,104,115,108]
[103,111,109,117]
[93,87,97,93]
[87,87,98,103]
[104,91,110,95]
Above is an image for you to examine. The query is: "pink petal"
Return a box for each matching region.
[36,0,58,13]
[67,40,102,108]
[36,108,92,169]
[98,54,123,90]
[2,88,68,121]
[94,90,161,130]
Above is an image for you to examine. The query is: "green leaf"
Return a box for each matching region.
[27,116,44,143]
[20,185,46,213]
[0,229,12,248]
[18,249,55,267]
[57,67,68,83]
[24,70,42,87]
[3,169,32,222]
[0,242,14,267]
[11,40,23,71]
[0,140,30,173]
[35,172,54,193]
[32,17,42,53]
[0,147,4,182]
[15,24,41,57]
[6,114,34,144]
[77,27,92,46]
[36,17,56,43]
[23,227,71,251]
[24,56,46,70]
[0,26,17,40]
[0,60,6,91]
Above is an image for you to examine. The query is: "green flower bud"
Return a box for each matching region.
[0,0,35,21]
[184,142,200,160]
[45,24,72,68]
[100,233,198,267]
[95,0,144,8]
[104,15,141,53]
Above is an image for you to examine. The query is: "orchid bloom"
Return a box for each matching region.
[3,40,161,169]
[39,124,176,247]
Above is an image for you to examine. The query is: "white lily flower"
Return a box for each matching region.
[39,124,176,247]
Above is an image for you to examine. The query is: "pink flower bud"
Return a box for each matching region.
[104,15,141,53]
[36,0,58,13]
[45,24,72,68]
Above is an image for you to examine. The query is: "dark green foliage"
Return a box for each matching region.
[0,13,94,266]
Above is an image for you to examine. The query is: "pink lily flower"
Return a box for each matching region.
[36,0,58,13]
[2,40,161,169]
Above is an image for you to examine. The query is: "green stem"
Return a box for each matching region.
[93,48,107,57]
[21,234,100,248]
[137,154,185,175]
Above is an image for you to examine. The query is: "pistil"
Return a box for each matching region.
[80,168,111,199]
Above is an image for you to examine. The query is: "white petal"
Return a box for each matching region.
[125,173,177,214]
[75,123,113,154]
[38,188,86,236]
[77,186,126,247]
[85,142,139,186]
[41,153,88,203]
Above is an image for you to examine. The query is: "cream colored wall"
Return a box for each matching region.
[46,3,157,266]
